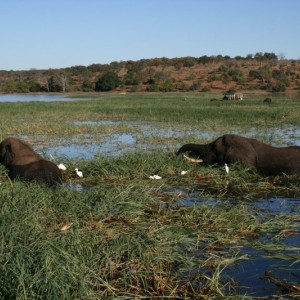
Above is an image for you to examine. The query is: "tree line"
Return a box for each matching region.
[0,52,299,93]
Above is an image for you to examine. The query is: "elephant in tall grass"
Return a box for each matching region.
[177,134,300,176]
[0,137,62,187]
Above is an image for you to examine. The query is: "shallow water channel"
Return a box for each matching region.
[41,120,300,159]
[229,198,300,298]
[155,186,300,297]
[36,119,300,297]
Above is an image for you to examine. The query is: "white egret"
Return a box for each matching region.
[75,168,83,178]
[58,163,67,171]
[224,163,229,174]
[149,175,162,180]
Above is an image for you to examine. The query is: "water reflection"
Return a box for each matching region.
[155,188,300,298]
[0,94,90,102]
[63,183,91,192]
[45,134,136,159]
[225,246,300,298]
[74,120,300,146]
[251,196,300,215]
[41,120,300,160]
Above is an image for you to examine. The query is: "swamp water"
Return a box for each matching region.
[28,118,300,297]
[220,197,300,298]
[158,187,300,298]
[42,120,300,159]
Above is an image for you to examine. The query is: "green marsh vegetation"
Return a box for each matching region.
[0,93,300,299]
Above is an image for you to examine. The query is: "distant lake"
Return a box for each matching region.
[0,94,89,102]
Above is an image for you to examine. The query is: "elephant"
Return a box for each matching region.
[177,134,300,176]
[0,137,62,187]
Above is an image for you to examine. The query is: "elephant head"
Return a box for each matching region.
[0,137,62,187]
[177,134,300,176]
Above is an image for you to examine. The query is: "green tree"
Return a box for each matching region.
[160,79,175,92]
[272,82,286,92]
[47,76,62,92]
[81,79,94,92]
[29,80,42,92]
[95,71,120,91]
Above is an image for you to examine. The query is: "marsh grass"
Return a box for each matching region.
[0,93,300,298]
[1,93,300,143]
[1,150,299,298]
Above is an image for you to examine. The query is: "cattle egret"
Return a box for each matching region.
[181,170,188,175]
[75,168,83,178]
[225,163,229,174]
[149,175,162,180]
[58,163,67,171]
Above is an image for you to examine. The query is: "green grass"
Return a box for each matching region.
[0,92,300,299]
[0,93,300,141]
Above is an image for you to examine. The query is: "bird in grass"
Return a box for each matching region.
[75,168,83,178]
[149,175,162,180]
[224,163,229,174]
[57,163,67,171]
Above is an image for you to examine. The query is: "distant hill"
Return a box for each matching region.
[0,53,299,94]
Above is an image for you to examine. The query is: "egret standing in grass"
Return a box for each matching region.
[224,163,229,174]
[224,163,230,187]
[75,168,83,178]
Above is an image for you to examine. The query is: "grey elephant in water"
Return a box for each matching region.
[177,134,300,176]
[0,137,62,187]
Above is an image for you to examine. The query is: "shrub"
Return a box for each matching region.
[189,82,201,91]
[201,86,210,92]
[47,76,62,92]
[160,79,175,92]
[95,71,120,91]
[272,82,287,92]
[146,84,159,92]
[81,79,94,92]
[29,80,42,92]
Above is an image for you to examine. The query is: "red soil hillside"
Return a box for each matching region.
[0,54,299,94]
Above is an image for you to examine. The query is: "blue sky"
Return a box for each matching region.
[1,0,299,70]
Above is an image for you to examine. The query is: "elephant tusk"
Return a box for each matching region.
[183,154,203,163]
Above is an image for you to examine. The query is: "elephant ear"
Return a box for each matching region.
[222,135,257,168]
[1,144,15,166]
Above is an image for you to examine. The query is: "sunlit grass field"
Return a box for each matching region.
[0,92,300,299]
[0,92,299,139]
